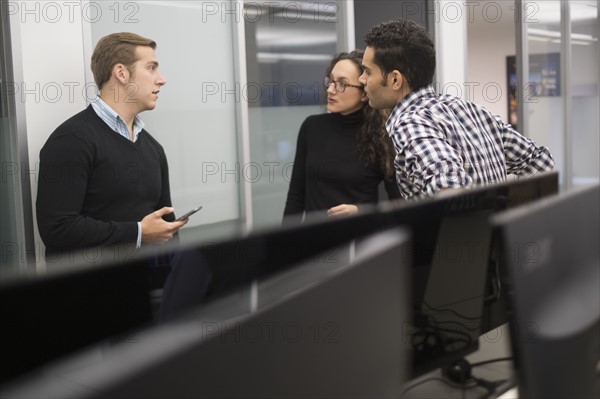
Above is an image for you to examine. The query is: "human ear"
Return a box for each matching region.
[391,71,403,90]
[113,63,129,84]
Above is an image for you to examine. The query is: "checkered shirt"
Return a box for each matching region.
[386,85,555,200]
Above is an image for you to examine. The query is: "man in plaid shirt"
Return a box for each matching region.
[359,19,554,200]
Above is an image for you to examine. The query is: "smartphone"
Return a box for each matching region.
[175,206,202,222]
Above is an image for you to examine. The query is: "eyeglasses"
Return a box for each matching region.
[324,77,363,93]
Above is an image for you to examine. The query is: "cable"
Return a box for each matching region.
[443,357,513,399]
[472,376,512,399]
[402,357,514,398]
[484,255,502,303]
[410,324,474,353]
[423,300,483,321]
[485,233,503,303]
[475,378,516,399]
[470,357,513,368]
[401,376,479,396]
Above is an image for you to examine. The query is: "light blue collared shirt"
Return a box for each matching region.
[91,96,145,142]
[91,96,144,248]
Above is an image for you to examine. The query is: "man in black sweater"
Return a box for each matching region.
[36,32,187,260]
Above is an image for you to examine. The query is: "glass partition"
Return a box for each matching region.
[521,0,599,188]
[0,16,22,273]
[523,0,565,183]
[244,0,339,229]
[1,5,34,274]
[570,0,599,186]
[88,1,242,242]
[87,0,348,236]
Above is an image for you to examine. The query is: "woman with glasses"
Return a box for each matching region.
[283,51,400,222]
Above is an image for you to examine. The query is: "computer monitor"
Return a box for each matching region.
[378,171,558,379]
[481,171,559,333]
[492,184,599,399]
[158,170,559,381]
[0,228,412,398]
[0,258,153,385]
[379,188,498,378]
[155,191,483,380]
[157,203,388,322]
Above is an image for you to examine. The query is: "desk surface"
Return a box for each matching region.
[403,324,516,398]
[498,387,519,398]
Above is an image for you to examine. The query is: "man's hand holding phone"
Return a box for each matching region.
[175,205,202,222]
[141,206,197,244]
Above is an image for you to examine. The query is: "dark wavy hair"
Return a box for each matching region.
[364,19,435,90]
[325,51,396,180]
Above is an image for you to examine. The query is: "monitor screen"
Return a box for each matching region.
[0,228,412,398]
[0,259,153,385]
[158,171,559,380]
[492,184,599,399]
[380,188,498,377]
[155,188,489,379]
[157,203,388,322]
[378,171,559,378]
[481,171,559,333]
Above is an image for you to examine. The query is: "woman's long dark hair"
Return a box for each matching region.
[325,51,396,180]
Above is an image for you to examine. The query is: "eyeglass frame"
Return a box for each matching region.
[324,76,363,93]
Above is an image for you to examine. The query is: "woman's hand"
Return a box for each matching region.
[327,204,358,217]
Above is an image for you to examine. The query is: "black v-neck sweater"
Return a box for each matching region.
[36,106,174,254]
[283,111,400,218]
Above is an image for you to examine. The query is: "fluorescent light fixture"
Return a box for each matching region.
[257,52,333,63]
[256,29,336,48]
[529,28,598,45]
[533,1,597,24]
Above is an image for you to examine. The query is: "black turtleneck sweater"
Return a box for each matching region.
[283,110,400,218]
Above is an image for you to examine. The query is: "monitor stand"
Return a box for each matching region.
[442,358,512,396]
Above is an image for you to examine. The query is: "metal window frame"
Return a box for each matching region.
[1,0,36,271]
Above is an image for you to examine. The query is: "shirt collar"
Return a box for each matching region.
[90,96,145,141]
[386,85,437,133]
